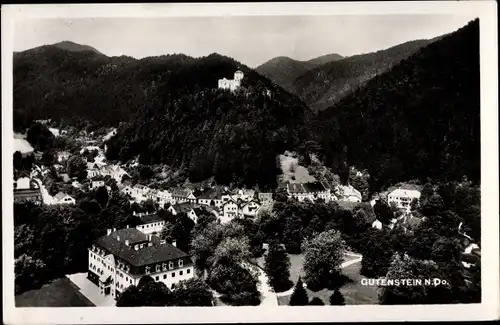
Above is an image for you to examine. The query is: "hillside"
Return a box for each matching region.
[293,39,435,111]
[105,53,310,190]
[255,53,343,92]
[13,44,194,131]
[311,19,479,192]
[306,53,344,66]
[52,41,103,55]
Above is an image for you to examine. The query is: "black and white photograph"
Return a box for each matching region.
[2,2,498,324]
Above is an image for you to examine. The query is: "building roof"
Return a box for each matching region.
[95,228,189,267]
[15,177,37,190]
[171,188,192,197]
[171,202,196,213]
[389,189,421,199]
[287,182,326,194]
[14,189,42,198]
[138,213,164,224]
[342,185,362,200]
[54,192,71,201]
[91,175,105,182]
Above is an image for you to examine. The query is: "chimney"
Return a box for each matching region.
[125,240,129,246]
[117,236,120,241]
[172,240,177,247]
[113,228,117,232]
[133,211,136,216]
[107,229,112,236]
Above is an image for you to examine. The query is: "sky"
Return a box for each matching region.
[13,15,476,67]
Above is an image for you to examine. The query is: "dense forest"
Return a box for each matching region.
[310,19,480,192]
[13,44,194,131]
[255,53,343,92]
[293,39,435,112]
[105,53,310,190]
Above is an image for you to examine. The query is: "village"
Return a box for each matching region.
[13,122,481,308]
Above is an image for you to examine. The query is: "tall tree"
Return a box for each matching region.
[302,229,346,290]
[329,288,346,305]
[289,277,309,306]
[264,242,293,292]
[172,278,214,306]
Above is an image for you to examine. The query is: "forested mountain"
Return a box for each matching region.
[13,44,193,131]
[105,53,310,190]
[311,19,479,192]
[52,41,103,55]
[293,39,435,111]
[306,53,344,66]
[255,53,343,92]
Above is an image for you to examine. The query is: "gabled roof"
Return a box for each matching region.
[138,214,164,224]
[95,228,189,267]
[287,182,326,194]
[91,175,105,182]
[171,188,191,197]
[342,185,362,200]
[389,189,421,199]
[170,202,196,214]
[54,192,72,201]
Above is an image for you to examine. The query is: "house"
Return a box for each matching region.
[60,173,71,183]
[87,163,100,179]
[57,151,70,163]
[171,188,196,205]
[53,192,76,205]
[372,219,383,230]
[258,192,273,203]
[88,228,194,300]
[14,177,43,205]
[121,185,134,197]
[91,177,106,190]
[135,213,166,236]
[222,199,240,220]
[196,187,223,208]
[340,185,362,202]
[218,70,244,92]
[240,200,261,218]
[388,188,421,214]
[168,203,198,223]
[155,190,172,207]
[286,182,332,203]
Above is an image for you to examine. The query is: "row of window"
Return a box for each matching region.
[138,222,164,229]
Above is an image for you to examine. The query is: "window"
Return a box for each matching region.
[156,276,159,281]
[172,272,175,277]
[171,283,175,289]
[187,268,190,274]
[178,260,183,267]
[163,274,167,279]
[130,279,132,284]
[169,261,174,269]
[156,265,160,272]
[179,271,183,276]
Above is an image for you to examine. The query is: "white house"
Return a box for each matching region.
[196,187,223,208]
[388,189,421,214]
[88,228,194,300]
[240,200,261,218]
[222,200,240,220]
[340,185,362,202]
[171,189,196,205]
[57,151,70,163]
[372,219,383,230]
[53,192,76,205]
[135,213,166,236]
[168,203,198,223]
[258,192,273,203]
[218,70,244,92]
[91,178,106,190]
[286,182,332,203]
[87,163,100,179]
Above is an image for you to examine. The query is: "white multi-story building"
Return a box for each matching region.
[286,182,333,203]
[340,185,362,202]
[88,228,194,300]
[135,212,166,236]
[218,70,244,92]
[168,203,198,223]
[388,188,421,214]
